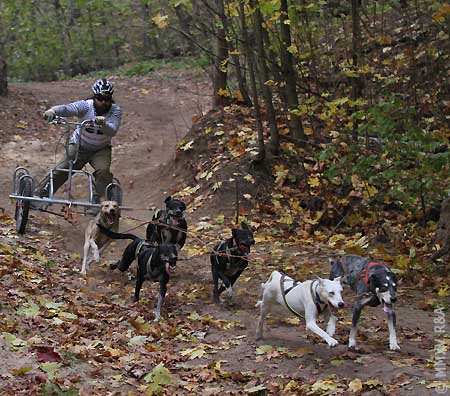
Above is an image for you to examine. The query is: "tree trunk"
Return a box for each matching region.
[351,0,362,140]
[141,0,151,58]
[431,197,450,261]
[279,0,306,143]
[53,0,71,76]
[212,0,229,108]
[87,2,98,68]
[0,56,7,96]
[239,0,265,162]
[173,4,197,55]
[220,0,251,106]
[251,0,279,155]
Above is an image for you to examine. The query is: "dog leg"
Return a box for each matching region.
[116,241,139,272]
[211,260,221,304]
[218,273,232,298]
[387,311,400,350]
[255,299,270,340]
[133,266,144,302]
[155,274,168,321]
[98,241,110,258]
[81,239,91,275]
[349,304,363,349]
[90,240,100,262]
[305,308,338,347]
[154,294,164,321]
[218,270,244,295]
[324,309,337,337]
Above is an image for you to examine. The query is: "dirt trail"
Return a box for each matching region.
[0,74,444,395]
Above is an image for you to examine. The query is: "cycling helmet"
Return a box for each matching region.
[92,78,114,96]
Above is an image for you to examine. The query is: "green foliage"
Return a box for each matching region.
[324,95,448,215]
[143,363,173,395]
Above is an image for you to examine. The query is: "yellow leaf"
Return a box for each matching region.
[364,378,382,388]
[363,185,378,198]
[152,12,169,28]
[395,255,410,270]
[308,175,320,188]
[178,140,194,151]
[348,378,363,392]
[304,127,314,135]
[437,285,450,297]
[279,214,293,225]
[311,380,337,392]
[217,88,229,97]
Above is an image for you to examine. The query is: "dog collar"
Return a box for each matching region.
[358,261,387,288]
[310,280,326,314]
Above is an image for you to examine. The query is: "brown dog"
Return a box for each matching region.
[81,201,120,275]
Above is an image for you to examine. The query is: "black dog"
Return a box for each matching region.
[329,254,399,350]
[210,222,255,304]
[98,225,178,320]
[146,196,187,253]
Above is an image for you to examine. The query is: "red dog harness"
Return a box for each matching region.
[358,261,387,287]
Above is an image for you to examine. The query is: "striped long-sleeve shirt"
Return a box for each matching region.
[51,99,122,151]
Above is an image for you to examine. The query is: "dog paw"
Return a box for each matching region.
[213,294,221,305]
[327,338,338,347]
[389,342,400,351]
[348,343,359,351]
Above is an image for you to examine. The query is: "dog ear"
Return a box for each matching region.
[164,196,172,204]
[241,221,250,230]
[333,276,342,283]
[314,275,324,286]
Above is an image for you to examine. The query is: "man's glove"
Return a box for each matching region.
[94,116,106,126]
[43,109,56,122]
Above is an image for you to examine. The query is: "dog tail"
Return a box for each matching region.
[97,223,139,240]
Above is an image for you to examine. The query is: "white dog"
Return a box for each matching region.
[82,201,120,275]
[256,271,345,347]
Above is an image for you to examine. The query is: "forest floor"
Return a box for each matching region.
[0,71,448,395]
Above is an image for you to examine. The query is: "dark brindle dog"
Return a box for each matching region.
[329,254,400,350]
[98,225,177,320]
[146,196,187,253]
[211,222,255,304]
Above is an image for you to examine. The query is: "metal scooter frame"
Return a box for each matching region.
[9,116,126,233]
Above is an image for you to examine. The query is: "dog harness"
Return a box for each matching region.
[134,240,150,258]
[358,261,387,287]
[280,273,304,319]
[145,250,155,276]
